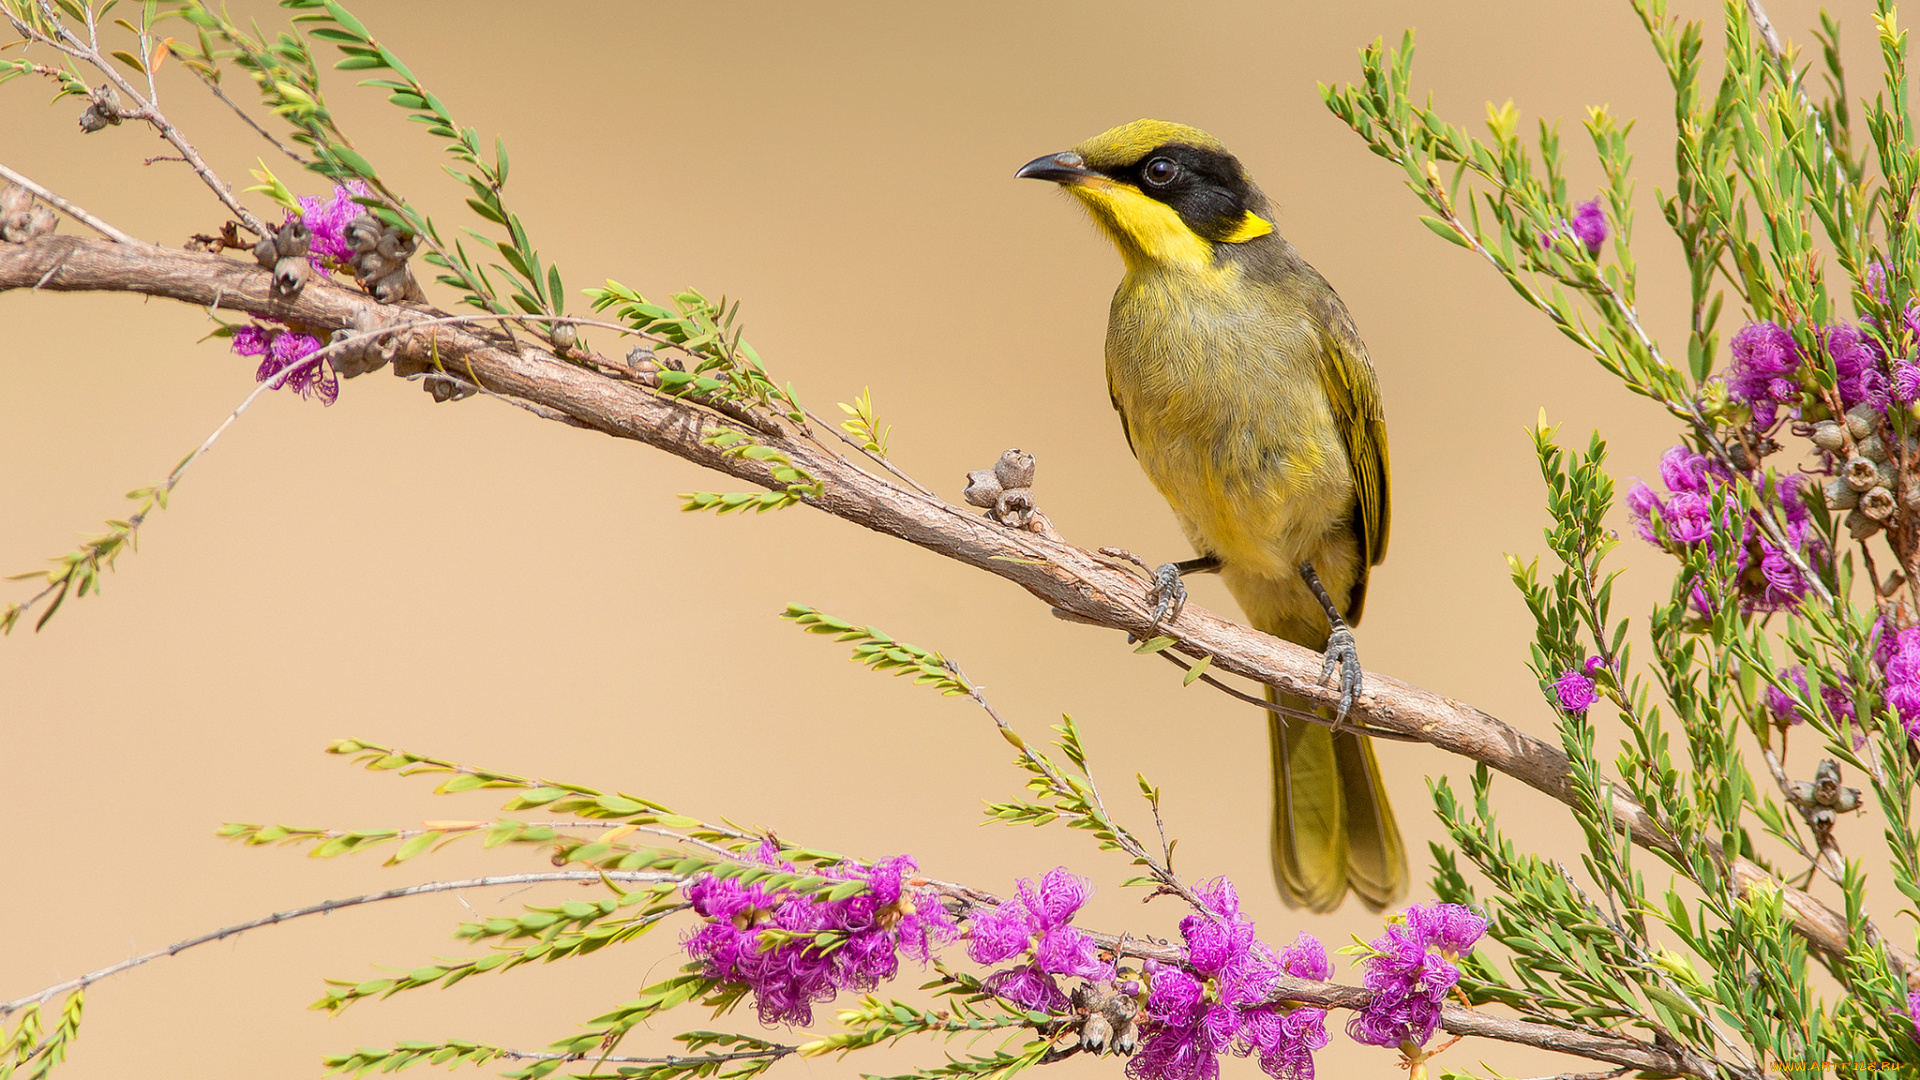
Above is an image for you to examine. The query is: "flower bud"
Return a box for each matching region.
[1823,477,1858,510]
[549,322,577,351]
[1845,403,1880,439]
[962,470,1001,508]
[1810,420,1847,451]
[994,449,1036,490]
[1861,485,1897,521]
[1844,456,1885,492]
[1846,508,1883,539]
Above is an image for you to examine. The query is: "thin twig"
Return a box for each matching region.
[0,871,677,1017]
[0,161,139,245]
[191,73,310,164]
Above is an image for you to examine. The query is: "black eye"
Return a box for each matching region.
[1142,157,1178,187]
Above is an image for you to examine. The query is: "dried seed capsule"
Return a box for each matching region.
[1079,1012,1112,1054]
[1810,420,1847,451]
[1786,779,1816,806]
[23,204,54,239]
[1862,486,1898,521]
[0,184,29,219]
[1824,477,1858,510]
[272,255,309,297]
[1846,508,1883,539]
[344,214,382,251]
[1857,433,1888,463]
[1845,456,1883,491]
[1902,478,1920,511]
[549,322,577,351]
[275,219,311,259]
[253,234,280,268]
[962,470,1001,508]
[1845,403,1880,439]
[993,449,1036,490]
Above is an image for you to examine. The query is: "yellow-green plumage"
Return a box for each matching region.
[1023,119,1405,911]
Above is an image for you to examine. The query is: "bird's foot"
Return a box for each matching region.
[1146,562,1189,630]
[1320,624,1363,727]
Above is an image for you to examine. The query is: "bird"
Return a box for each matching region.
[1016,119,1405,912]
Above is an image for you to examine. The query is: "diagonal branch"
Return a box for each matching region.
[0,233,1896,989]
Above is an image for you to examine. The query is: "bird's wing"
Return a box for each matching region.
[1315,294,1391,618]
[1109,384,1137,457]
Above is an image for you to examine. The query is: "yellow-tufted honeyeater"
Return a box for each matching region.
[1018,119,1405,912]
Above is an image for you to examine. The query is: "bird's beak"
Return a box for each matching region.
[1015,151,1100,186]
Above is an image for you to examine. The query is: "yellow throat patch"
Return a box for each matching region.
[1065,119,1273,273]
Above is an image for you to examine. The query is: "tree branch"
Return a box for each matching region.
[0,233,1894,988]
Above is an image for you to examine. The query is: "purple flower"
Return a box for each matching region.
[1569,199,1608,255]
[1726,321,1804,429]
[967,868,1111,1012]
[1824,323,1889,412]
[1130,880,1326,1080]
[1348,902,1485,1050]
[290,180,371,269]
[1907,989,1920,1043]
[1553,668,1597,714]
[1883,628,1920,737]
[683,851,957,1027]
[1627,446,1822,615]
[232,322,337,405]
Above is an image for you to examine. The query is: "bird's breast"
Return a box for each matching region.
[1105,270,1354,581]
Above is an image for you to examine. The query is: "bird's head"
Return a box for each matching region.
[1017,119,1274,274]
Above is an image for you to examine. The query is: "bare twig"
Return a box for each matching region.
[0,161,139,245]
[191,73,310,165]
[0,870,678,1017]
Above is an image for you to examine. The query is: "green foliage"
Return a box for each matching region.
[782,605,974,695]
[1333,2,1920,1075]
[0,993,81,1080]
[837,388,893,458]
[2,476,174,634]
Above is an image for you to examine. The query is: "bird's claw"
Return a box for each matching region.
[1320,625,1363,726]
[1146,562,1189,629]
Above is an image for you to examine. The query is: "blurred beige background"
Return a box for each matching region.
[0,0,1844,1077]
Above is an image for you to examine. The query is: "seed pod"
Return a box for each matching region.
[1845,456,1883,491]
[994,449,1036,490]
[1846,403,1880,439]
[1810,420,1847,451]
[1829,786,1862,813]
[1861,486,1897,521]
[1847,508,1883,539]
[963,470,1001,508]
[344,214,382,251]
[1109,1014,1139,1056]
[0,184,29,219]
[275,219,311,259]
[549,322,577,352]
[272,256,309,297]
[1786,779,1816,806]
[1902,478,1920,512]
[23,205,54,240]
[253,234,280,269]
[1857,433,1889,463]
[1079,1012,1112,1054]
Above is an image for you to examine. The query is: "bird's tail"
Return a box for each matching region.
[1268,682,1406,912]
